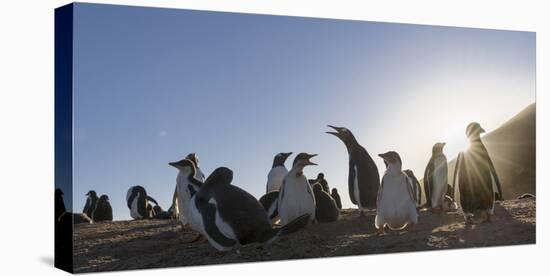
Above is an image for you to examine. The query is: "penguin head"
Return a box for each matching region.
[99,195,110,202]
[273,152,293,167]
[403,169,415,178]
[326,125,356,147]
[292,153,318,169]
[378,151,402,168]
[169,158,196,175]
[331,188,338,195]
[317,172,325,180]
[186,153,200,167]
[432,142,446,155]
[465,122,486,139]
[312,183,323,192]
[205,167,234,186]
[86,190,97,198]
[55,188,64,197]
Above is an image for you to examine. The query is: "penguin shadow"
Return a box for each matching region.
[426,203,535,249]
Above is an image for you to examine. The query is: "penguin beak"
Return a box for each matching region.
[306,154,318,166]
[168,161,177,168]
[326,125,343,138]
[86,192,90,196]
[480,127,486,133]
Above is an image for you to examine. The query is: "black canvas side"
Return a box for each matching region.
[55,3,74,274]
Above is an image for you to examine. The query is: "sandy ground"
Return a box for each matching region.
[73,198,535,273]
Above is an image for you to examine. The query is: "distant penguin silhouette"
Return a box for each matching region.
[331,188,343,209]
[424,142,448,210]
[327,125,380,212]
[56,189,92,224]
[452,122,504,223]
[126,185,158,219]
[309,173,330,192]
[266,152,292,193]
[312,184,340,222]
[92,195,113,222]
[404,169,422,205]
[375,151,418,232]
[192,167,310,251]
[171,153,206,225]
[259,191,279,223]
[83,190,98,218]
[278,153,317,225]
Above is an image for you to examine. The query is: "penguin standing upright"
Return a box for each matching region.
[404,169,422,205]
[266,152,292,193]
[278,153,317,225]
[92,195,113,222]
[423,143,448,210]
[169,158,204,233]
[326,125,380,213]
[189,166,310,251]
[83,190,98,218]
[375,151,418,232]
[308,173,330,192]
[171,153,206,224]
[452,122,504,223]
[331,188,343,209]
[312,183,340,222]
[126,186,158,219]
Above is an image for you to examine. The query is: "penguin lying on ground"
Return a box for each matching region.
[452,122,504,224]
[266,152,292,193]
[517,193,535,199]
[190,165,310,251]
[126,185,158,219]
[259,191,279,224]
[278,153,317,225]
[308,173,330,192]
[403,169,422,206]
[92,195,113,222]
[443,195,458,211]
[424,142,448,210]
[312,183,340,222]
[153,205,173,220]
[326,125,380,214]
[375,151,418,233]
[331,188,342,209]
[56,189,93,224]
[83,190,98,218]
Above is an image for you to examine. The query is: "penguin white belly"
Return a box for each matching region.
[431,156,448,208]
[267,166,288,192]
[353,165,362,209]
[279,177,315,225]
[130,197,141,219]
[188,196,205,235]
[375,174,417,230]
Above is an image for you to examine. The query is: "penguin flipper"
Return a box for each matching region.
[272,214,310,240]
[146,196,159,206]
[348,158,357,205]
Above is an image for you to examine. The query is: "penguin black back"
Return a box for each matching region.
[93,195,113,222]
[331,188,342,209]
[404,169,422,204]
[326,125,380,209]
[312,184,339,222]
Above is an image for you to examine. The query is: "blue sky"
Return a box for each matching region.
[71,3,535,220]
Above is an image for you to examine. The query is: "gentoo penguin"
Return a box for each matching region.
[312,183,340,222]
[452,122,504,223]
[266,152,292,193]
[55,189,92,224]
[126,185,158,219]
[308,173,330,192]
[331,188,343,209]
[404,169,422,205]
[92,195,113,222]
[171,153,206,224]
[83,190,98,218]
[169,159,206,237]
[375,151,418,232]
[443,195,458,211]
[153,205,172,220]
[423,142,448,210]
[192,166,310,251]
[278,153,317,225]
[259,191,279,223]
[326,125,380,212]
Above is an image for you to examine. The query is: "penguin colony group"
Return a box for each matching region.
[60,122,506,251]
